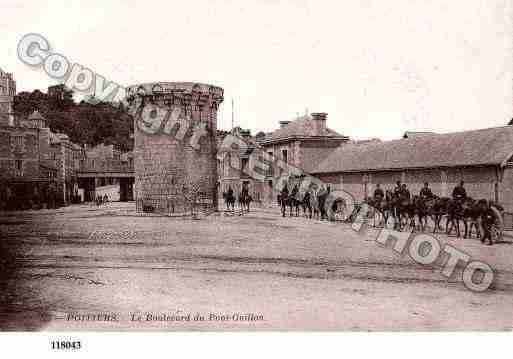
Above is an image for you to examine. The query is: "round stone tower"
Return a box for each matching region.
[127,82,224,215]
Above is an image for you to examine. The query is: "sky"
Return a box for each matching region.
[1,0,512,140]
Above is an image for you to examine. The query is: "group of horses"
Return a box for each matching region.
[277,185,331,220]
[277,185,503,242]
[222,189,253,214]
[364,190,503,239]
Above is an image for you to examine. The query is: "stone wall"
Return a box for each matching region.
[0,127,41,180]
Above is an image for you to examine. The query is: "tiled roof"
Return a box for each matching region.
[262,115,345,143]
[312,125,513,174]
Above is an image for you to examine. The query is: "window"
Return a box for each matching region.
[282,149,288,163]
[12,135,23,150]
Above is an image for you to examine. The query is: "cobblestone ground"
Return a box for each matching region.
[0,202,512,331]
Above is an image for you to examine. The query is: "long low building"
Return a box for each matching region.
[310,125,513,212]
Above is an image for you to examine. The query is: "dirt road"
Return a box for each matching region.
[1,202,512,330]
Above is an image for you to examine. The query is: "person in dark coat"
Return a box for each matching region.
[480,200,496,246]
[452,181,467,201]
[373,183,384,200]
[400,183,411,200]
[420,182,434,200]
[393,181,402,198]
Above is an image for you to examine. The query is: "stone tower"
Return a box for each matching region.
[0,68,16,126]
[127,82,224,215]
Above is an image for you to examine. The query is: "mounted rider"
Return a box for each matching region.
[290,184,299,200]
[393,181,402,199]
[241,182,249,199]
[399,183,411,200]
[452,180,467,202]
[373,183,384,201]
[419,182,434,201]
[280,183,289,200]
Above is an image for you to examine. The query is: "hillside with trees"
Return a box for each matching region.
[13,86,134,152]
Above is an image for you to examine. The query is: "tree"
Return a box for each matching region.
[14,89,134,151]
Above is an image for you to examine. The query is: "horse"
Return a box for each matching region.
[383,191,411,231]
[316,187,329,220]
[278,191,292,217]
[238,190,252,214]
[223,190,236,212]
[300,191,313,218]
[426,196,450,234]
[310,188,320,219]
[460,198,482,239]
[461,199,502,240]
[396,196,416,231]
[446,197,475,238]
[289,185,301,216]
[363,195,389,227]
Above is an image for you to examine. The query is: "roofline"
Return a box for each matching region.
[500,149,513,168]
[259,135,349,145]
[311,162,502,175]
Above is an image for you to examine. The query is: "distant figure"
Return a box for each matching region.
[452,180,467,201]
[103,194,109,203]
[480,200,495,246]
[224,185,235,211]
[419,182,433,200]
[373,184,384,200]
[400,183,410,200]
[393,181,402,198]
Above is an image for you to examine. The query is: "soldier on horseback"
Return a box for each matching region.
[452,180,467,201]
[373,183,384,201]
[400,183,411,200]
[393,181,402,198]
[420,182,434,201]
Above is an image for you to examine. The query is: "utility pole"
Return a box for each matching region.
[231,98,235,130]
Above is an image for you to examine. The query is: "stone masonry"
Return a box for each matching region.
[128,82,224,215]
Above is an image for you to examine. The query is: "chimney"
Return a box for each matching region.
[279,120,291,128]
[311,112,327,132]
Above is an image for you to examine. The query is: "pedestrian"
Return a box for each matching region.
[480,200,495,246]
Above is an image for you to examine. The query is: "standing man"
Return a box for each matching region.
[452,180,467,201]
[480,200,495,246]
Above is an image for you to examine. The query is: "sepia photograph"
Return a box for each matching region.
[0,0,512,353]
